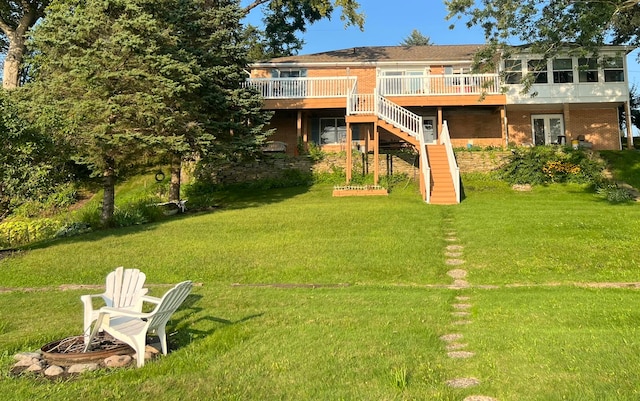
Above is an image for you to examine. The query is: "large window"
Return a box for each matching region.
[604,57,625,82]
[578,58,599,83]
[527,59,548,84]
[312,118,346,145]
[553,59,574,83]
[504,60,522,84]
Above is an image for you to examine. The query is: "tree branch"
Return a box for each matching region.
[243,0,272,13]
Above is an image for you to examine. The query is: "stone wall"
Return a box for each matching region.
[454,150,511,173]
[202,150,509,186]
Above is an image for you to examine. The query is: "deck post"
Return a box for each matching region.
[500,106,507,147]
[346,121,352,183]
[373,123,379,185]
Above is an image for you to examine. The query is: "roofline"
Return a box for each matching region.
[249,60,476,68]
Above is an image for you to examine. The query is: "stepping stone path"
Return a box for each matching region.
[440,220,499,400]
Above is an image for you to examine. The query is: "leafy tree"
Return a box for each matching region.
[400,29,432,46]
[242,0,364,60]
[0,0,49,89]
[445,0,639,63]
[0,91,72,218]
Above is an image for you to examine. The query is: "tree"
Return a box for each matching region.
[445,0,640,63]
[160,0,272,201]
[0,1,49,89]
[242,0,364,60]
[23,0,272,224]
[400,29,432,46]
[0,91,72,218]
[24,0,208,225]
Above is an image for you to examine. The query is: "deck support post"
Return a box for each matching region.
[437,107,443,140]
[373,122,379,185]
[346,121,353,184]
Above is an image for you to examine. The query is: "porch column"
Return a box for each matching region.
[296,111,303,155]
[373,122,379,185]
[346,121,353,183]
[626,101,633,149]
[437,107,443,139]
[563,103,571,141]
[500,106,507,147]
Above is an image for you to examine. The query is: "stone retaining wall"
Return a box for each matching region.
[201,150,509,185]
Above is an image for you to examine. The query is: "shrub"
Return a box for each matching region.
[0,218,63,249]
[497,146,604,185]
[596,184,635,203]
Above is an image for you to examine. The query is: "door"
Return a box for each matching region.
[423,116,436,143]
[532,115,564,145]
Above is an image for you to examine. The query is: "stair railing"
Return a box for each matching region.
[417,119,431,203]
[439,121,460,203]
[374,89,421,139]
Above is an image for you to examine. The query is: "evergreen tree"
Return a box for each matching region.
[400,29,432,46]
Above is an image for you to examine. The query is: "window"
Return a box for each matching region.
[504,60,522,84]
[553,59,574,83]
[578,58,599,83]
[527,59,548,84]
[314,118,347,145]
[604,57,624,82]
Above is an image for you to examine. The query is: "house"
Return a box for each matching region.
[244,44,634,204]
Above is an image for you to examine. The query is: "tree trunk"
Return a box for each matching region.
[2,36,25,90]
[169,154,182,202]
[101,161,116,226]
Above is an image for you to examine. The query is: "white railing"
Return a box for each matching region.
[417,120,431,203]
[244,77,357,99]
[375,90,421,139]
[439,121,460,203]
[378,74,501,96]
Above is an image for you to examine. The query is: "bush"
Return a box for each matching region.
[497,146,604,185]
[596,184,635,203]
[0,218,63,249]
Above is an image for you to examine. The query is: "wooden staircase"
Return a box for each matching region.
[425,144,458,205]
[376,119,420,147]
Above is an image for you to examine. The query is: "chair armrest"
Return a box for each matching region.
[80,293,107,306]
[98,307,153,319]
[140,294,162,305]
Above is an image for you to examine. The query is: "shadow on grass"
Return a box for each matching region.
[168,294,264,351]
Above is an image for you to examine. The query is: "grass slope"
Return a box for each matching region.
[1,176,639,400]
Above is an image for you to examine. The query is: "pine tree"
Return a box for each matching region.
[24,0,270,224]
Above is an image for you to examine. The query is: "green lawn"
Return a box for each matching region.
[1,176,639,400]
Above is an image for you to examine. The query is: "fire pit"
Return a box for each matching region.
[40,334,134,367]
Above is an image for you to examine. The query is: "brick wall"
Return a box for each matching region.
[507,107,621,150]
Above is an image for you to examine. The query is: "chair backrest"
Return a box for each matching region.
[147,281,193,331]
[105,266,147,308]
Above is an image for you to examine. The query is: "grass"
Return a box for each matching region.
[600,149,640,189]
[1,169,640,400]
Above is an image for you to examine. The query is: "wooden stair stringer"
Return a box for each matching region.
[376,118,420,147]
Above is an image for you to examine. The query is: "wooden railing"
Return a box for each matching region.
[378,74,501,96]
[375,91,421,139]
[243,77,357,99]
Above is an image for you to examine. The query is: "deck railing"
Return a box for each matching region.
[243,77,357,99]
[378,74,501,96]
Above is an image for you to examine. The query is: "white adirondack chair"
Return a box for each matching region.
[84,280,193,367]
[81,267,148,340]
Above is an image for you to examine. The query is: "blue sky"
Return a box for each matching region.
[242,0,640,87]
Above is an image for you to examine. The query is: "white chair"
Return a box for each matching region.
[84,280,193,367]
[81,267,148,340]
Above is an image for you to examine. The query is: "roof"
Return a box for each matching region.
[255,45,486,65]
